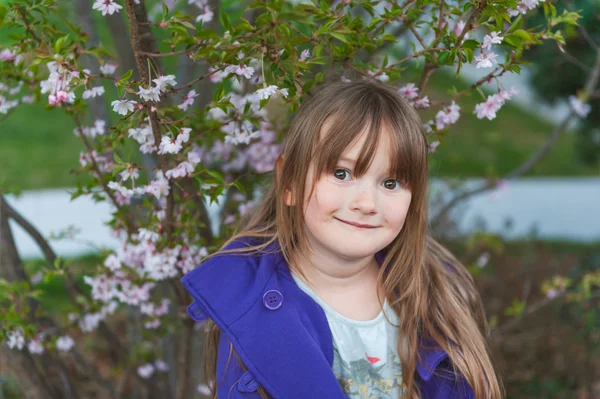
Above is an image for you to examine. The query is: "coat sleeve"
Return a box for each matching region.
[214,331,267,399]
[417,359,475,399]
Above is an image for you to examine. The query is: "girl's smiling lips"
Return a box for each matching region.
[335,217,379,229]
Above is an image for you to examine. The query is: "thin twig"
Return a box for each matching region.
[579,25,599,51]
[409,26,427,49]
[375,47,445,76]
[561,48,591,72]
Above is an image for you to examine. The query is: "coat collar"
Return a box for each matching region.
[181,237,449,389]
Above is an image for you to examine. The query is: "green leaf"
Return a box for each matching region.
[119,69,133,82]
[162,2,169,19]
[507,15,523,34]
[206,170,224,182]
[53,34,70,53]
[438,51,452,66]
[220,11,231,31]
[461,39,479,50]
[113,152,123,165]
[213,84,225,102]
[330,32,349,43]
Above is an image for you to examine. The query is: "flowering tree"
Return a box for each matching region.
[0,0,593,398]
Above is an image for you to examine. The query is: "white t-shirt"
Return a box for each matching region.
[292,274,406,399]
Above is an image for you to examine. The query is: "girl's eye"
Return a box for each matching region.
[333,169,351,181]
[383,179,401,190]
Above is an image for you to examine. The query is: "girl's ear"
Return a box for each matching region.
[276,155,295,206]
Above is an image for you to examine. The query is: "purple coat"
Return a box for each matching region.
[181,238,475,398]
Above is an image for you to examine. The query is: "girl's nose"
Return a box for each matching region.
[350,184,377,214]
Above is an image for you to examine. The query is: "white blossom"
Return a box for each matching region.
[569,95,591,118]
[7,329,25,350]
[111,99,137,115]
[92,0,122,16]
[474,51,498,69]
[27,339,44,354]
[56,336,75,352]
[138,364,155,379]
[155,359,170,372]
[137,86,161,102]
[100,63,118,75]
[82,86,105,99]
[254,85,289,101]
[152,75,177,92]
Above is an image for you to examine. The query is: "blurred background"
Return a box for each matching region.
[1,0,599,398]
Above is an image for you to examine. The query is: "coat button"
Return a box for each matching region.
[237,371,259,393]
[186,301,208,322]
[262,289,283,310]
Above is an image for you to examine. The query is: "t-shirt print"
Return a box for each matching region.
[331,317,406,398]
[291,274,406,399]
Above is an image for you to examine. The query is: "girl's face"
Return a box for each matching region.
[292,124,412,264]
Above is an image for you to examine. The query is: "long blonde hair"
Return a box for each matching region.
[202,80,503,398]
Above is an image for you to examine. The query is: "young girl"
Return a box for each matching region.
[181,80,503,398]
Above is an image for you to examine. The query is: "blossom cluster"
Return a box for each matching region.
[474,87,519,120]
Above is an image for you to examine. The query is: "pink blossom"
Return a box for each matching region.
[411,96,430,109]
[145,171,170,199]
[299,49,311,62]
[435,101,461,130]
[474,94,504,120]
[225,63,255,79]
[177,89,198,111]
[452,19,466,37]
[209,67,227,83]
[482,31,503,51]
[428,140,440,153]
[398,83,419,100]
